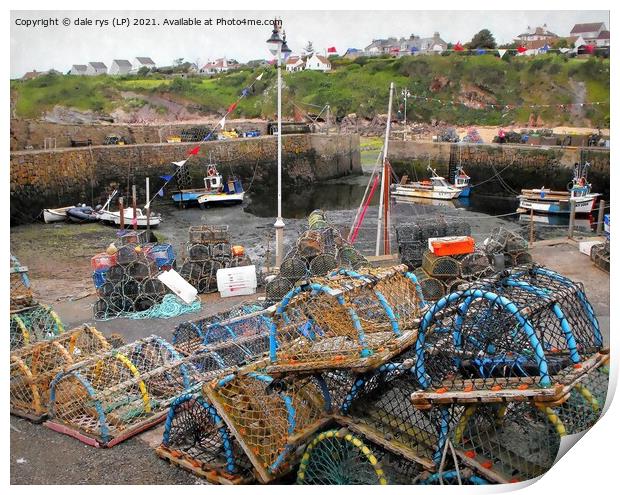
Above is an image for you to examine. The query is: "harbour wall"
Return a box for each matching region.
[388,141,610,198]
[10,119,270,151]
[10,134,361,224]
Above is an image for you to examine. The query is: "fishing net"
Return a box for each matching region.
[10,304,64,351]
[203,372,332,483]
[265,276,294,303]
[10,255,34,311]
[157,393,254,483]
[412,267,603,395]
[48,335,198,446]
[418,470,490,485]
[267,266,422,373]
[10,325,110,421]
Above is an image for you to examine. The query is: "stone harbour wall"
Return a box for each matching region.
[10,134,361,224]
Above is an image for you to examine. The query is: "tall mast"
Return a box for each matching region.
[376,82,394,256]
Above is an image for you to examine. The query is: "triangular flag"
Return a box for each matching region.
[158,188,165,197]
[559,47,570,54]
[476,48,486,55]
[203,132,213,142]
[256,72,264,81]
[517,45,527,53]
[241,87,250,97]
[498,49,507,59]
[188,146,200,156]
[227,102,238,113]
[173,159,188,167]
[540,43,550,53]
[454,42,464,51]
[327,46,337,53]
[218,116,226,129]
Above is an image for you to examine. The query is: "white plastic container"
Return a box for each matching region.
[157,269,198,304]
[216,265,257,298]
[578,240,603,257]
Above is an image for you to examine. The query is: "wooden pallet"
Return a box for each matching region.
[155,446,253,484]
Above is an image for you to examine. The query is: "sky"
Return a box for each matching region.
[10,10,610,78]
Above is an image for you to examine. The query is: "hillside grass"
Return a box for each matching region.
[10,54,610,126]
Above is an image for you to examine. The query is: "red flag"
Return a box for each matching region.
[327,46,337,53]
[227,102,238,113]
[585,44,595,54]
[188,146,200,156]
[454,42,464,52]
[517,45,527,53]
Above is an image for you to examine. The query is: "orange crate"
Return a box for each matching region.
[429,236,475,256]
[91,252,117,271]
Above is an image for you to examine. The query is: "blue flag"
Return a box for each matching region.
[476,48,486,55]
[242,87,250,97]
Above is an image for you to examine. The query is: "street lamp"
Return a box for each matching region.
[401,89,411,140]
[267,19,291,268]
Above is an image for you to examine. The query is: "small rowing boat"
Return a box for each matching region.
[43,206,74,223]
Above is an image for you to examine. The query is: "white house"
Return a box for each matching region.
[200,58,229,75]
[109,59,133,75]
[131,57,156,74]
[86,62,107,76]
[570,23,607,44]
[305,53,331,72]
[515,25,558,43]
[285,56,305,72]
[69,64,87,76]
[595,31,610,47]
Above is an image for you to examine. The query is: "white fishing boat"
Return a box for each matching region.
[452,165,471,197]
[517,162,600,215]
[98,208,162,228]
[173,164,245,208]
[392,167,461,200]
[43,206,75,223]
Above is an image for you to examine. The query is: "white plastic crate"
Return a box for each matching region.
[216,265,257,298]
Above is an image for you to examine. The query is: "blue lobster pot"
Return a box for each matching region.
[92,269,108,289]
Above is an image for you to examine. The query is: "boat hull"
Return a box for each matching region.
[171,190,205,203]
[197,192,245,205]
[518,196,596,214]
[392,186,461,200]
[99,211,161,228]
[456,185,471,198]
[43,207,73,223]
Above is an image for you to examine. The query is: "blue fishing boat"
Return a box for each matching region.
[452,165,471,197]
[172,164,245,208]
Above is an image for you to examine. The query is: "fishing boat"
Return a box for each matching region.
[43,206,74,223]
[391,167,461,200]
[66,205,100,223]
[452,165,471,197]
[98,189,162,228]
[517,162,600,215]
[172,164,244,208]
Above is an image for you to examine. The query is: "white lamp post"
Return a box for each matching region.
[267,19,291,268]
[401,89,410,140]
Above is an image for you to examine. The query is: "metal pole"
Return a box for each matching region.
[274,42,285,268]
[376,82,394,256]
[529,207,534,247]
[132,185,137,231]
[568,199,576,239]
[119,197,125,230]
[403,91,408,141]
[596,199,605,235]
[146,177,151,235]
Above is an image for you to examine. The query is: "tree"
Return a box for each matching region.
[304,41,314,55]
[469,29,497,49]
[552,38,571,49]
[137,66,150,76]
[173,58,184,66]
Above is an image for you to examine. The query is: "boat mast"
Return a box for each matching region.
[375,82,394,256]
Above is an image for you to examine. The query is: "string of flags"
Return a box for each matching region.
[422,43,593,57]
[149,71,265,203]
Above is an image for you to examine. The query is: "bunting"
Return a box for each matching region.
[256,72,264,81]
[454,42,464,51]
[327,46,337,53]
[173,159,188,167]
[476,48,486,55]
[227,102,238,113]
[498,49,507,59]
[187,147,200,156]
[218,116,226,129]
[517,45,527,53]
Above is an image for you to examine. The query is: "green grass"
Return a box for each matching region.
[10,55,610,126]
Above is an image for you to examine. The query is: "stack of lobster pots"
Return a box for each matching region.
[179,225,252,293]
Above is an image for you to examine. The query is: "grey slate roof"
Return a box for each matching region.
[113,59,132,68]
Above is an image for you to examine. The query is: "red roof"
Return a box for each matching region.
[571,22,605,34]
[315,54,330,65]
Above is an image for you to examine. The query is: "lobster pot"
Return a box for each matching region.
[268,266,420,373]
[188,243,211,261]
[483,227,528,255]
[413,268,445,302]
[48,336,198,447]
[458,251,492,280]
[398,241,426,268]
[125,259,158,281]
[157,394,254,483]
[10,325,110,421]
[117,230,149,246]
[413,268,603,394]
[10,304,64,351]
[115,243,140,264]
[228,255,252,268]
[590,242,610,273]
[105,263,128,283]
[148,243,176,268]
[203,373,331,483]
[309,254,338,277]
[297,230,325,259]
[337,245,371,270]
[339,361,448,470]
[511,251,533,266]
[211,242,232,258]
[10,255,34,310]
[308,209,329,230]
[444,278,467,294]
[280,257,309,281]
[451,402,561,483]
[421,251,460,279]
[189,225,230,244]
[265,276,293,303]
